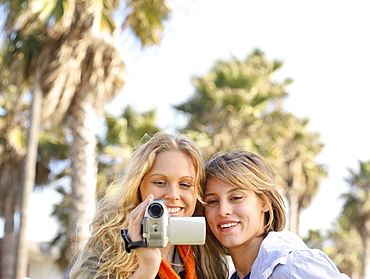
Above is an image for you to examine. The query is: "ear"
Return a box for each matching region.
[258,194,270,212]
[261,202,269,213]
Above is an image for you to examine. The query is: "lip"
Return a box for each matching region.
[167,206,184,216]
[217,220,239,231]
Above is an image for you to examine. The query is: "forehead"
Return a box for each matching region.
[149,151,195,172]
[205,178,240,194]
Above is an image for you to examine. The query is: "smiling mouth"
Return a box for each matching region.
[219,222,238,229]
[167,207,182,213]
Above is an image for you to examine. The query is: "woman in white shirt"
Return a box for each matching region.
[200,149,350,279]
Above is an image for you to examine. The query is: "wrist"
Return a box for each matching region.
[132,266,158,279]
[120,229,147,253]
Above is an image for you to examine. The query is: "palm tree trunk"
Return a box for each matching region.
[361,219,370,279]
[0,131,24,279]
[2,198,16,279]
[15,71,43,279]
[68,88,97,259]
[288,191,300,235]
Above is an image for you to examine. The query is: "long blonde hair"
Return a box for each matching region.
[71,132,205,279]
[196,149,287,278]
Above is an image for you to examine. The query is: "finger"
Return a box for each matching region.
[143,194,154,205]
[130,194,154,221]
[128,194,155,241]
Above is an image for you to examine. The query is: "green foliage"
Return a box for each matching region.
[25,0,66,23]
[175,49,291,160]
[304,219,362,278]
[123,0,171,47]
[96,106,160,198]
[343,160,370,237]
[50,185,71,271]
[35,129,69,185]
[38,130,69,159]
[175,49,326,235]
[261,112,327,207]
[303,229,329,250]
[0,84,29,154]
[1,0,171,276]
[306,160,370,278]
[50,106,160,266]
[328,217,362,276]
[1,0,48,89]
[103,105,159,146]
[347,160,370,189]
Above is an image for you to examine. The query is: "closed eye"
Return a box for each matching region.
[205,199,218,206]
[153,181,167,186]
[231,196,243,202]
[179,183,192,188]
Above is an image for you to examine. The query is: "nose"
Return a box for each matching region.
[217,200,232,217]
[164,184,180,201]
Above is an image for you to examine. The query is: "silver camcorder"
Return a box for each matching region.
[142,199,206,248]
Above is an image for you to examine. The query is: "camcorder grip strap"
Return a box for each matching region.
[120,229,147,253]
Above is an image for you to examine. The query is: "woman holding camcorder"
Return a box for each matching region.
[69,132,224,279]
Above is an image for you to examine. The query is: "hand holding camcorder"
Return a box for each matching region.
[121,199,205,252]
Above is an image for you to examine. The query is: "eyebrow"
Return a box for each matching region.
[204,188,244,198]
[149,174,195,180]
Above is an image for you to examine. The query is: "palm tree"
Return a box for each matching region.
[342,160,370,279]
[1,0,171,277]
[174,50,326,235]
[98,105,160,186]
[1,1,66,277]
[0,63,69,279]
[327,217,362,278]
[0,84,69,279]
[175,49,291,160]
[0,84,27,279]
[303,225,360,279]
[50,106,160,270]
[261,112,327,235]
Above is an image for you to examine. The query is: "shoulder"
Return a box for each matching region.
[251,231,306,278]
[69,245,106,279]
[271,249,350,278]
[251,231,350,279]
[255,231,308,268]
[262,231,308,249]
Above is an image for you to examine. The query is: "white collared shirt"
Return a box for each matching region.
[241,231,350,279]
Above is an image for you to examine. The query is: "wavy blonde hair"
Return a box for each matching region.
[70,132,205,279]
[195,149,287,278]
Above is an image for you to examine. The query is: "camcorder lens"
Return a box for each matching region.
[148,202,164,219]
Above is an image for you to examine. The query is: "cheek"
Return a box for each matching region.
[205,209,218,234]
[138,184,145,200]
[204,207,214,221]
[186,190,197,209]
[139,183,148,197]
[139,183,159,200]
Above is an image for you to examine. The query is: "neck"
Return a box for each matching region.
[160,244,176,263]
[229,235,264,278]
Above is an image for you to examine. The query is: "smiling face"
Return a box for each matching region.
[140,151,197,217]
[204,178,269,251]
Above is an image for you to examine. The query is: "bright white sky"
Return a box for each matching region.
[24,0,370,243]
